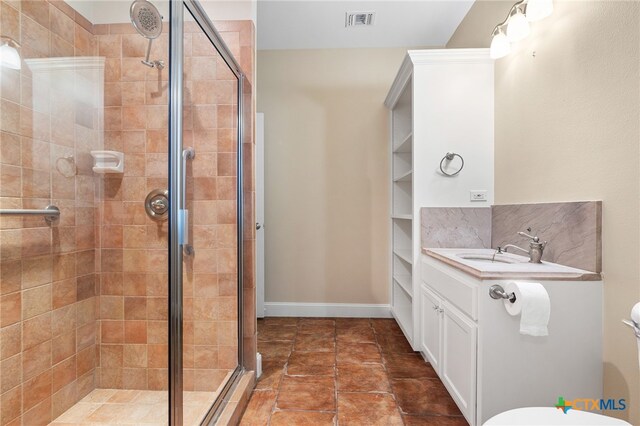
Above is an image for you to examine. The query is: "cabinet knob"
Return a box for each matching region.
[433,305,439,311]
[438,308,444,313]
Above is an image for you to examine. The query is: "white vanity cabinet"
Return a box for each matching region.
[420,271,478,423]
[420,254,603,426]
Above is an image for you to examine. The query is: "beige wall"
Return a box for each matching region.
[448,1,640,423]
[257,48,409,304]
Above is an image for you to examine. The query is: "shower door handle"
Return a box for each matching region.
[180,147,195,256]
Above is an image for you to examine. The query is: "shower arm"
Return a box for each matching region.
[141,39,164,69]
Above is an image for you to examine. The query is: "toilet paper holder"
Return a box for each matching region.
[489,285,517,303]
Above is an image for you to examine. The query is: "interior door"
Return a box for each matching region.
[256,113,265,318]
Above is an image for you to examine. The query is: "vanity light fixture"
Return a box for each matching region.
[526,0,554,22]
[506,5,530,42]
[489,0,553,60]
[0,36,21,70]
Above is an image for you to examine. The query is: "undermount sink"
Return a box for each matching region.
[456,253,526,264]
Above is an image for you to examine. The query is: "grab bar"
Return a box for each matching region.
[0,205,60,224]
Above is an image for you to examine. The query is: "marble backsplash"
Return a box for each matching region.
[491,202,602,272]
[421,208,492,248]
[421,201,602,272]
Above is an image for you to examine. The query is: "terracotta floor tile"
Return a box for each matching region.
[297,319,335,336]
[256,325,296,341]
[287,351,335,376]
[297,318,335,327]
[337,393,403,426]
[376,333,415,353]
[391,378,462,416]
[384,353,438,379]
[259,317,298,327]
[335,318,371,329]
[297,327,335,337]
[257,341,293,362]
[270,410,336,426]
[403,414,469,425]
[371,319,404,335]
[336,342,382,364]
[254,361,284,390]
[238,390,276,426]
[244,317,465,426]
[336,326,376,343]
[293,334,335,352]
[337,364,391,392]
[276,375,335,411]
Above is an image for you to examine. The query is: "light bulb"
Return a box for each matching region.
[526,0,553,22]
[507,9,530,42]
[490,32,511,59]
[0,42,21,70]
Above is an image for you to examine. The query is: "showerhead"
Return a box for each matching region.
[130,0,164,69]
[130,0,162,39]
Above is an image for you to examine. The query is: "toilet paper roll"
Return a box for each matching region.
[504,282,550,336]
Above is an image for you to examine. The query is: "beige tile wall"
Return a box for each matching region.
[93,19,255,393]
[0,1,101,424]
[0,0,256,423]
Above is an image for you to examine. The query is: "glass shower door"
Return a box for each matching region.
[168,1,245,424]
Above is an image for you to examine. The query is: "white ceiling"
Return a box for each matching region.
[257,0,474,50]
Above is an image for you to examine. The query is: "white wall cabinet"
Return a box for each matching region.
[385,49,494,347]
[420,255,603,425]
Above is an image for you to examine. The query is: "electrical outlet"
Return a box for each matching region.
[470,190,487,202]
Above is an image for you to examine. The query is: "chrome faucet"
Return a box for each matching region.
[496,230,547,263]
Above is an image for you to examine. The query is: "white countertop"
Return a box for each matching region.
[423,248,601,281]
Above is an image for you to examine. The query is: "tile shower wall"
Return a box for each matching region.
[93,20,255,392]
[0,1,102,424]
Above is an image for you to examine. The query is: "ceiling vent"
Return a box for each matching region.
[345,12,375,27]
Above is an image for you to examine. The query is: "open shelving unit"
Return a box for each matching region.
[389,80,414,343]
[384,49,494,351]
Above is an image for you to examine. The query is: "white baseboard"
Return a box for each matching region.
[264,302,392,318]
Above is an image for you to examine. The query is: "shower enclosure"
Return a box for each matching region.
[0,0,255,424]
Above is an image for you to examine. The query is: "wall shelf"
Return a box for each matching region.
[393,274,413,297]
[393,170,413,182]
[391,214,412,220]
[393,132,413,153]
[393,249,413,265]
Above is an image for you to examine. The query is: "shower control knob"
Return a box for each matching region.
[145,189,169,221]
[151,199,167,212]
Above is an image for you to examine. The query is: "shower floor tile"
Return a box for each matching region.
[49,388,217,425]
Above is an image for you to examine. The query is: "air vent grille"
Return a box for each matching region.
[345,12,375,27]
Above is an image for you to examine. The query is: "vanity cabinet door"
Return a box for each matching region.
[420,284,442,373]
[442,300,477,425]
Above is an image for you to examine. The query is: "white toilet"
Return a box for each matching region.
[485,303,640,426]
[484,407,630,425]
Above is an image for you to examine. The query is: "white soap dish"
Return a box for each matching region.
[91,150,124,174]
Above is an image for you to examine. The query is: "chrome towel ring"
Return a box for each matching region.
[439,152,464,177]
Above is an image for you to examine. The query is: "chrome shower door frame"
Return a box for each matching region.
[168,0,246,424]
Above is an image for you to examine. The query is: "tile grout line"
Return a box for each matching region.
[266,317,298,425]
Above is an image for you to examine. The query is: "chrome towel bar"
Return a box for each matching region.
[0,205,60,224]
